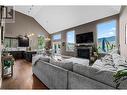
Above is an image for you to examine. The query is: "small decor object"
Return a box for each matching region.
[90,56,96,64]
[62,42,65,46]
[92,46,100,59]
[113,69,127,89]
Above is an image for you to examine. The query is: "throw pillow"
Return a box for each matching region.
[112,54,127,66]
[101,54,114,66]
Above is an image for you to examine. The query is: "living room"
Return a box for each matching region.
[1,5,127,90]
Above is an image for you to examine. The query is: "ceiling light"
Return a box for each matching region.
[45,37,51,41]
[28,33,35,37]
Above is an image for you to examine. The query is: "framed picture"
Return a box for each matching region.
[125,24,127,44]
[1,26,4,44]
[0,6,15,23]
[1,6,13,19]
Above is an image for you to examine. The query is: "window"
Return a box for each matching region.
[52,42,61,54]
[97,20,117,53]
[66,30,75,52]
[38,35,45,49]
[52,34,61,40]
[52,34,61,54]
[4,38,18,48]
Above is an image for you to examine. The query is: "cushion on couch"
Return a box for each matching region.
[112,54,127,66]
[32,55,50,65]
[73,59,117,87]
[92,56,127,88]
[73,63,99,78]
[66,57,89,66]
[39,56,50,63]
[101,54,114,66]
[50,58,73,71]
[92,60,117,87]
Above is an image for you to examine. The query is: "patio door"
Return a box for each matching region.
[52,41,61,54]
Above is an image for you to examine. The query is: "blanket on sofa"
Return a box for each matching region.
[91,54,127,88]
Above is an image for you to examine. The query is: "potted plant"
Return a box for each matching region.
[113,69,127,89]
[92,46,100,59]
[4,60,14,74]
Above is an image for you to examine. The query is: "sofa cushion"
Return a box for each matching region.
[112,54,127,66]
[39,56,50,63]
[93,60,117,71]
[92,59,127,88]
[50,58,73,71]
[73,60,117,87]
[65,57,89,66]
[101,54,114,66]
[92,60,117,87]
[32,55,50,65]
[73,63,99,78]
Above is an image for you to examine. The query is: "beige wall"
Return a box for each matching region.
[119,6,127,57]
[5,11,50,50]
[51,15,119,56]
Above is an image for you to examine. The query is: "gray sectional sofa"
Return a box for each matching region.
[32,54,127,89]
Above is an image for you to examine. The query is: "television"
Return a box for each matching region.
[18,35,29,47]
[76,32,93,43]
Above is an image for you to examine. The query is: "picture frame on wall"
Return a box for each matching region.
[1,6,14,19]
[125,24,127,44]
[1,26,4,44]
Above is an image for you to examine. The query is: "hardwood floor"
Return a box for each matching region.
[1,59,48,89]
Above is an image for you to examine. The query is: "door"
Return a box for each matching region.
[52,41,61,54]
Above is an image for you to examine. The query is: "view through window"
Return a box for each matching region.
[66,30,75,52]
[97,20,117,53]
[52,34,61,54]
[52,34,61,40]
[38,35,45,49]
[4,38,18,48]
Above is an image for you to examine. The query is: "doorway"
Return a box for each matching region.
[52,41,61,54]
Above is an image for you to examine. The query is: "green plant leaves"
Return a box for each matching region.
[4,60,14,69]
[113,69,127,89]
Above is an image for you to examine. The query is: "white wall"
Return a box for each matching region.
[119,6,127,57]
[5,11,50,50]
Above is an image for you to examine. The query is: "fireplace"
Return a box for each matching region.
[76,46,92,59]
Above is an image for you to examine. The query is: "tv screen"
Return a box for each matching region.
[76,32,93,43]
[18,35,29,47]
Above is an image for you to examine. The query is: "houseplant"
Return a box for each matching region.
[113,69,127,89]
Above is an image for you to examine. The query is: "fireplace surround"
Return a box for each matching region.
[76,45,93,59]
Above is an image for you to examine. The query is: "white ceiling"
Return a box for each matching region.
[15,6,121,34]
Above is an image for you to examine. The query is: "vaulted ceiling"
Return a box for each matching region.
[15,6,121,34]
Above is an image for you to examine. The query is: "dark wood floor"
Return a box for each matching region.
[1,59,48,89]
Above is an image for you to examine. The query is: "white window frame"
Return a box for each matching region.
[96,20,117,53]
[52,33,61,41]
[66,30,75,52]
